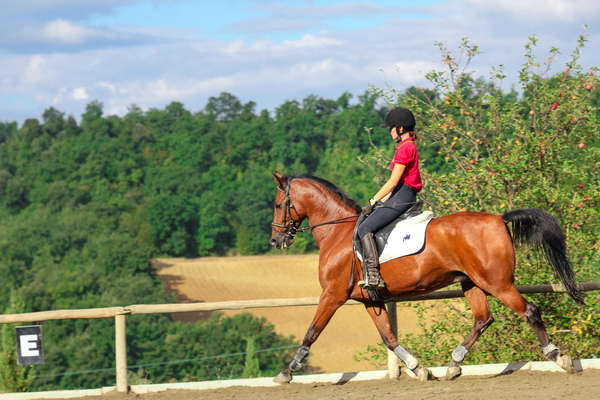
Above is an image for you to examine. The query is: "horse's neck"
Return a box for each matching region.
[303,186,356,250]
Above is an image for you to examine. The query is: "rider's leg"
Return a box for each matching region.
[359,232,385,289]
[357,207,401,289]
[356,185,416,290]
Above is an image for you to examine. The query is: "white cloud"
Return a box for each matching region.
[72,87,89,101]
[463,0,600,21]
[222,34,344,57]
[2,0,600,125]
[279,34,343,50]
[43,19,89,44]
[23,55,46,84]
[52,88,68,106]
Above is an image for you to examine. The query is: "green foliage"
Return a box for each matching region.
[2,92,394,389]
[123,313,296,384]
[242,337,261,378]
[0,291,36,392]
[361,34,600,366]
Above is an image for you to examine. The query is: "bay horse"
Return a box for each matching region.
[269,172,583,382]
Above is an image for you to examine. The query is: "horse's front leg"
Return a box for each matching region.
[363,302,433,381]
[274,291,345,383]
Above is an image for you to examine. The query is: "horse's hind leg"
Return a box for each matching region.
[363,302,432,381]
[492,285,574,372]
[445,280,494,380]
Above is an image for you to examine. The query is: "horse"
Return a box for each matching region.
[269,172,583,382]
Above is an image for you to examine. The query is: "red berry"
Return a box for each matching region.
[585,84,593,91]
[578,142,585,149]
[549,101,559,110]
[579,184,584,189]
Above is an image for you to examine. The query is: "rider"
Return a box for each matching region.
[357,106,423,290]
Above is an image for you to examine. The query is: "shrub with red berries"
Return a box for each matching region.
[364,34,599,367]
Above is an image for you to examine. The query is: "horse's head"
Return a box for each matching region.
[270,172,305,249]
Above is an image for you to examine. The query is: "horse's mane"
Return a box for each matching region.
[288,174,362,214]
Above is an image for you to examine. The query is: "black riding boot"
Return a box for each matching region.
[358,232,385,290]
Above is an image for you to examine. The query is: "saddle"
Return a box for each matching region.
[353,201,433,262]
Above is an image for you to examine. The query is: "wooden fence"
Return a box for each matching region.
[1,281,599,393]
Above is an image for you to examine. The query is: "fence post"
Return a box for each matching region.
[386,301,399,379]
[115,313,128,393]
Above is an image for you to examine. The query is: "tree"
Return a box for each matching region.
[0,291,35,392]
[360,34,600,366]
[242,337,260,378]
[205,92,243,121]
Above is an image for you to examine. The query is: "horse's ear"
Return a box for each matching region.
[272,171,285,189]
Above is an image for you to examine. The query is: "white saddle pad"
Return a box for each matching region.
[356,211,434,263]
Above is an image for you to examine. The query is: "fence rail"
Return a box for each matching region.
[1,281,599,392]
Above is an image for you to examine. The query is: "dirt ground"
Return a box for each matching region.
[82,370,600,400]
[154,255,425,373]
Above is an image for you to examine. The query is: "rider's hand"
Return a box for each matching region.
[363,198,376,216]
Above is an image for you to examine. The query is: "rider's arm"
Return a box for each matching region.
[370,163,405,204]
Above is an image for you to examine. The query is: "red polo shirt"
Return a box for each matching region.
[390,137,423,192]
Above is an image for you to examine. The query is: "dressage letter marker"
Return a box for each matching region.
[16,325,44,365]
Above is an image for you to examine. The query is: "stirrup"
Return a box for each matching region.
[358,276,385,290]
[358,280,385,302]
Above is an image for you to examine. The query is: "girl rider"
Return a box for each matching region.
[357,107,423,291]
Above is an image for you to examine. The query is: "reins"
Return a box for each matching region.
[297,215,359,232]
[272,178,419,240]
[271,178,359,240]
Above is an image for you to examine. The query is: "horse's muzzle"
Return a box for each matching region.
[270,233,294,249]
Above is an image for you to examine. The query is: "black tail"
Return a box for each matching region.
[503,208,584,304]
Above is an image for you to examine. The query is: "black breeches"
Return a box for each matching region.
[357,184,417,239]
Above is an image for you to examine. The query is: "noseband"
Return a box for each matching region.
[271,178,359,241]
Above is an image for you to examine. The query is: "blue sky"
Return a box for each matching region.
[1,0,599,124]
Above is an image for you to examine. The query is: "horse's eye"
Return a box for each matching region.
[275,204,282,209]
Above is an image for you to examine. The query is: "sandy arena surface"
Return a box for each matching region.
[67,370,600,400]
[154,254,423,373]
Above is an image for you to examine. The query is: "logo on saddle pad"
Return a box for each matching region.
[356,211,434,263]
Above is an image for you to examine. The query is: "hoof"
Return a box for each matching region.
[556,355,575,373]
[416,367,433,382]
[445,366,462,380]
[273,369,293,384]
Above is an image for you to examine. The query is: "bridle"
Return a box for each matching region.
[271,178,303,241]
[271,177,359,242]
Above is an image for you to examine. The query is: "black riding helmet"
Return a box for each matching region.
[384,107,416,131]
